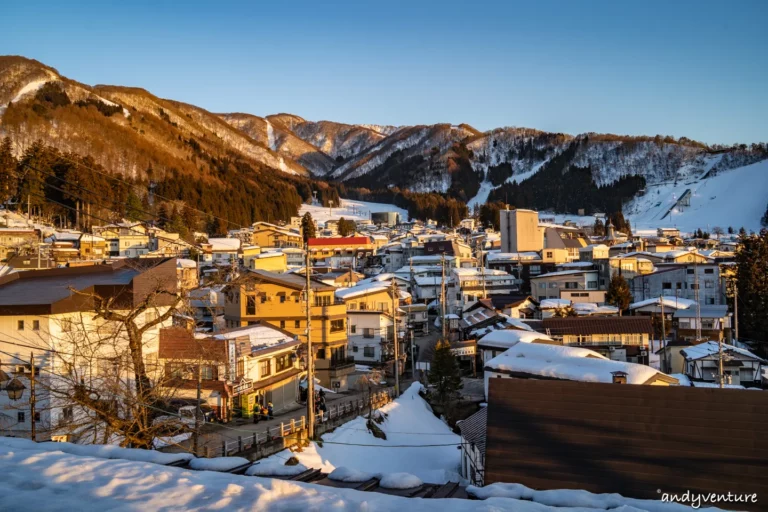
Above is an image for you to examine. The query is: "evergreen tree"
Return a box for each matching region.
[156,203,169,229]
[606,274,632,315]
[182,204,199,233]
[735,229,768,354]
[167,205,188,237]
[427,339,462,409]
[762,203,768,228]
[0,137,17,206]
[301,212,316,243]
[728,226,735,235]
[593,218,605,236]
[125,191,144,222]
[338,217,355,237]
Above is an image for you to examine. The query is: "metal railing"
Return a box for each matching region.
[211,388,395,458]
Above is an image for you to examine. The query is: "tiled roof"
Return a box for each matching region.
[458,407,487,455]
[542,316,653,336]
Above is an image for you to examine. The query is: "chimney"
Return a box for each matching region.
[611,370,628,384]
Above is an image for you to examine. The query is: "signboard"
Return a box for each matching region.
[234,378,253,395]
[451,346,476,357]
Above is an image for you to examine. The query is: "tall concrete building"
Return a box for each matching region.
[500,209,543,253]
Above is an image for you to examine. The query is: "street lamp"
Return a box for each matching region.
[5,377,26,401]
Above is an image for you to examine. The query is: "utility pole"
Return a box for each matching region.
[29,353,36,442]
[660,297,666,374]
[479,245,487,299]
[304,245,315,439]
[391,279,400,397]
[192,354,202,455]
[440,253,447,340]
[733,281,739,342]
[718,336,725,389]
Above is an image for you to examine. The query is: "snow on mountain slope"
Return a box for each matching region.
[625,158,768,234]
[290,120,386,164]
[300,198,409,224]
[358,123,404,136]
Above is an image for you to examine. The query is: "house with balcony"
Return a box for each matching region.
[540,316,654,363]
[92,223,150,258]
[630,263,724,306]
[223,269,353,391]
[203,238,240,266]
[0,259,178,440]
[307,236,374,267]
[401,303,428,336]
[681,341,764,388]
[448,267,517,314]
[211,323,302,416]
[673,305,731,342]
[251,222,302,249]
[530,269,599,302]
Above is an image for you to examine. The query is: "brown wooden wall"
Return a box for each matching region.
[485,378,768,509]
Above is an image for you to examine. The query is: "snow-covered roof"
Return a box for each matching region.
[629,297,696,310]
[478,329,553,348]
[539,298,572,309]
[485,251,541,262]
[335,282,389,300]
[176,258,197,268]
[201,324,295,353]
[681,341,765,362]
[208,238,241,251]
[530,269,597,279]
[415,276,442,287]
[486,343,674,385]
[557,261,595,268]
[572,302,619,315]
[251,251,285,259]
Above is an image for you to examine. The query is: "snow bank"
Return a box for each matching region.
[299,198,408,224]
[467,482,723,511]
[328,466,376,482]
[379,472,423,489]
[0,437,193,465]
[246,461,307,476]
[188,456,250,472]
[0,437,712,511]
[261,382,461,483]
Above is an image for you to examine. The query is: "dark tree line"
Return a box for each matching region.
[488,140,646,215]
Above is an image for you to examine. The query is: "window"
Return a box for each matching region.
[662,282,672,290]
[704,280,714,289]
[62,407,73,422]
[317,348,326,359]
[330,319,345,332]
[687,269,694,275]
[259,359,271,377]
[456,293,461,300]
[200,365,216,380]
[32,320,40,331]
[279,294,286,303]
[364,347,375,358]
[246,296,256,315]
[546,251,553,258]
[549,283,558,288]
[350,325,357,334]
[280,320,286,329]
[363,328,375,339]
[18,412,25,423]
[539,283,545,289]
[260,294,267,304]
[691,284,699,290]
[315,295,331,307]
[704,268,714,274]
[295,320,301,328]
[348,302,357,310]
[352,345,358,352]
[564,282,578,289]
[275,354,291,372]
[17,320,24,331]
[587,281,597,289]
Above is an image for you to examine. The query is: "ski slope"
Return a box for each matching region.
[625,159,768,234]
[299,198,409,224]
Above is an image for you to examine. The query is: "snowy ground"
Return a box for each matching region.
[299,199,409,224]
[262,382,462,484]
[0,429,718,511]
[624,159,768,234]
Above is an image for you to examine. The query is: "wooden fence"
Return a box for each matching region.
[485,378,768,510]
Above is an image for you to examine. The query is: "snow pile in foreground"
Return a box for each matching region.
[379,472,423,489]
[246,461,307,477]
[0,436,193,465]
[0,436,712,511]
[188,456,250,472]
[468,483,724,511]
[328,466,376,482]
[261,382,462,483]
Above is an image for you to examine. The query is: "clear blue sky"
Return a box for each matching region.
[2,0,766,145]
